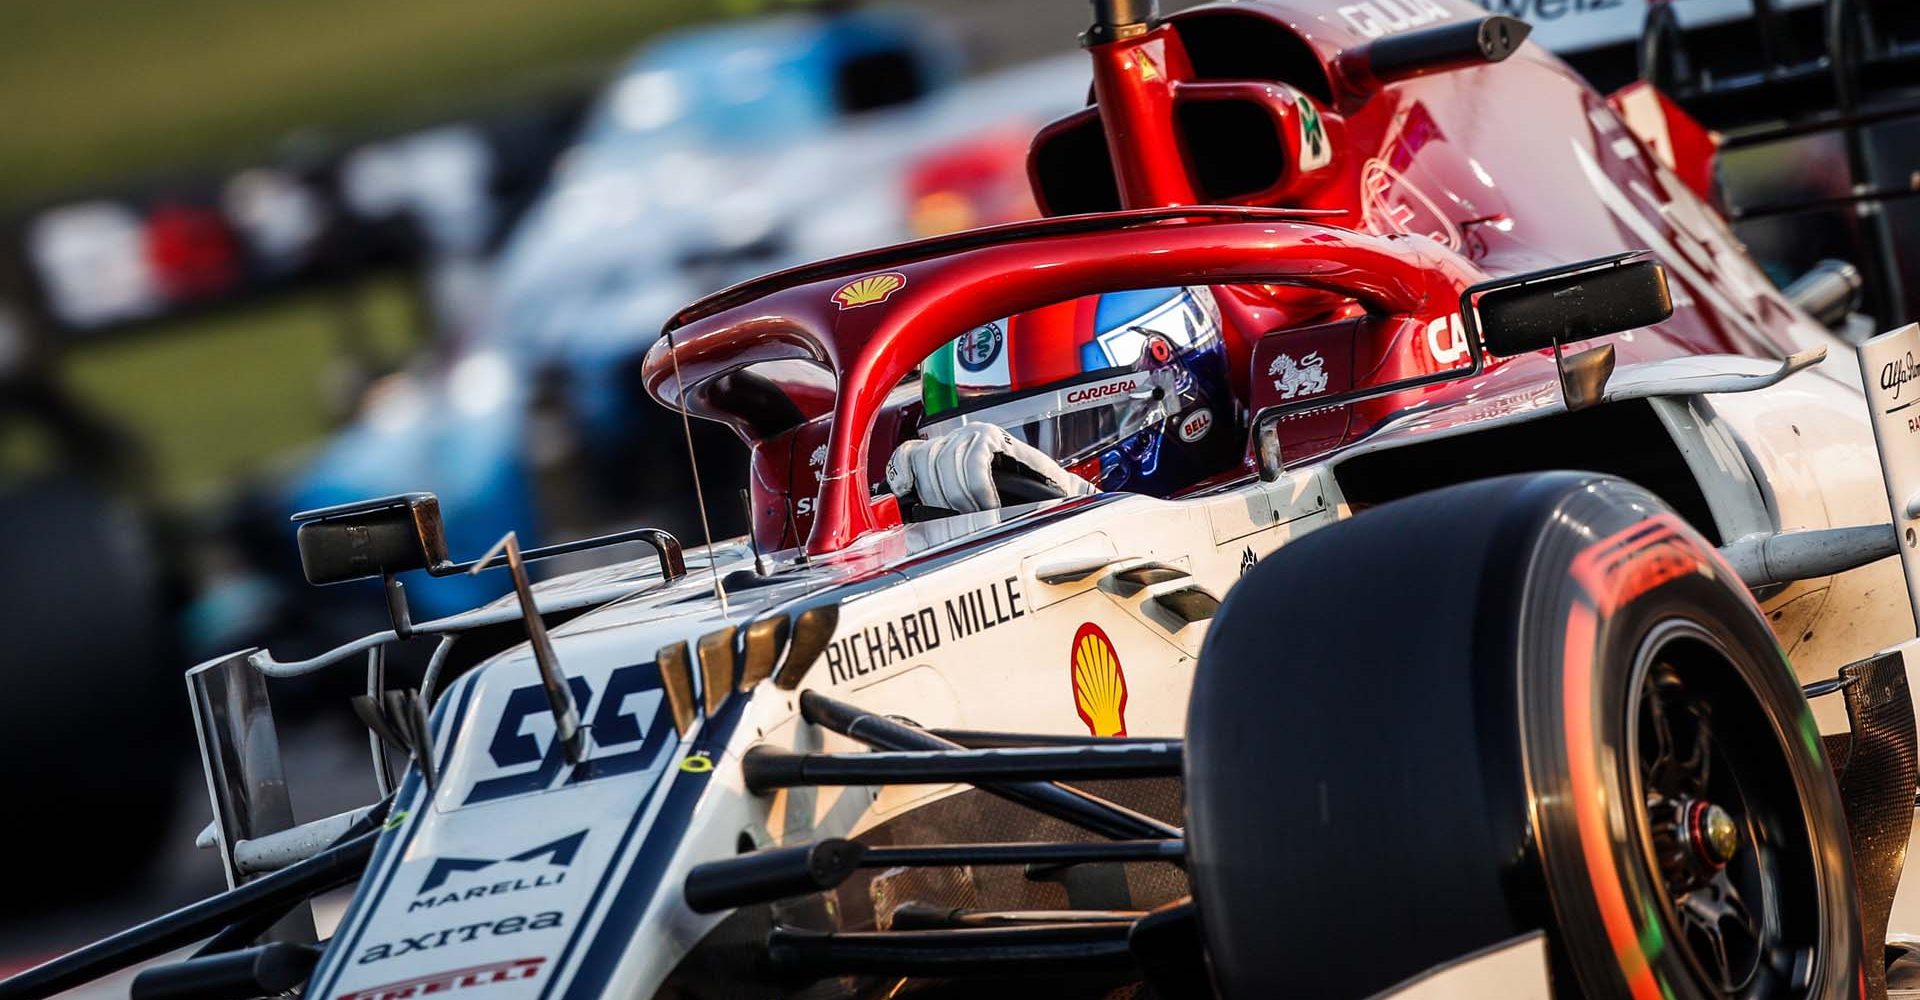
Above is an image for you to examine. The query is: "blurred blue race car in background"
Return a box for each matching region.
[254,5,1085,636]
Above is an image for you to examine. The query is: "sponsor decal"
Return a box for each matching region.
[956,321,1004,373]
[1426,313,1470,365]
[825,577,1025,685]
[1070,623,1129,737]
[1479,0,1623,21]
[463,661,671,806]
[1482,0,1620,16]
[1568,514,1705,615]
[1297,98,1331,173]
[1240,546,1258,577]
[1859,325,1920,614]
[1267,351,1329,399]
[1361,159,1464,252]
[679,751,714,773]
[1177,408,1213,443]
[808,443,828,468]
[1339,0,1452,39]
[333,957,546,1000]
[1063,374,1143,408]
[1882,351,1919,403]
[832,272,906,310]
[410,831,585,912]
[356,912,563,965]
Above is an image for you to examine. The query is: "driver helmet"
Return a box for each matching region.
[919,286,1240,497]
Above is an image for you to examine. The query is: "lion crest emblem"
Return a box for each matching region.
[1266,351,1328,400]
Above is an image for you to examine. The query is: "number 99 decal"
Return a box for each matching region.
[460,661,674,806]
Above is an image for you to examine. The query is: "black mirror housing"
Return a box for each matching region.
[293,493,450,585]
[1478,259,1673,357]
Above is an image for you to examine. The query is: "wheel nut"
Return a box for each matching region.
[1693,802,1739,866]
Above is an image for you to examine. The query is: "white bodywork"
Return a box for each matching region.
[293,317,1920,1000]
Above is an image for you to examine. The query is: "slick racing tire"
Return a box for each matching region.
[1186,473,1859,1000]
[0,477,179,899]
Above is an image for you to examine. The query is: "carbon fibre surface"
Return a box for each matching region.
[1830,652,1919,1000]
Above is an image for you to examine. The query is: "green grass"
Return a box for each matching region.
[58,278,422,504]
[0,0,713,209]
[5,0,730,505]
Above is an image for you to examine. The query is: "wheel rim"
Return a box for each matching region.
[1627,622,1826,999]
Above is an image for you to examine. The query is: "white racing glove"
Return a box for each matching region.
[885,422,1096,514]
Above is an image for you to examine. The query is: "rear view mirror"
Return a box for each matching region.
[293,493,450,585]
[1477,258,1673,357]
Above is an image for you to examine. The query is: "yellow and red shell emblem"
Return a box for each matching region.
[832,272,907,310]
[1070,622,1128,737]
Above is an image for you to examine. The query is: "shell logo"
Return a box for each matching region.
[832,272,907,310]
[1070,622,1128,737]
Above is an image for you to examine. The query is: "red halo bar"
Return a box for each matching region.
[645,209,1482,556]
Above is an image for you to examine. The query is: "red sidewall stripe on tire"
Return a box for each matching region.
[1562,601,1665,1000]
[1562,513,1714,1000]
[1568,514,1704,617]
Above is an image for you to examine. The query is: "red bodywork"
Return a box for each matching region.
[643,0,1833,557]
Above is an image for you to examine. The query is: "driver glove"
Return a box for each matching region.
[885,422,1096,513]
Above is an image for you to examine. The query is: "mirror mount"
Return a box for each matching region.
[1467,251,1673,410]
[292,492,688,589]
[292,491,688,649]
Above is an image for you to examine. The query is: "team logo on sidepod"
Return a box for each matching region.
[1070,623,1129,737]
[832,272,907,309]
[1267,352,1328,399]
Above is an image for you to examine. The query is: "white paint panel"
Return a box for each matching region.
[1859,325,1920,627]
[1477,0,1822,55]
[1373,932,1553,1000]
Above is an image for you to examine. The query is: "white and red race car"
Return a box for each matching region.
[8,2,1920,999]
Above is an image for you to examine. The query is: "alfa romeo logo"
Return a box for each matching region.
[957,321,1004,373]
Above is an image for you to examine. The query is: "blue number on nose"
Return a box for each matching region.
[567,662,670,784]
[467,674,593,804]
[463,662,673,805]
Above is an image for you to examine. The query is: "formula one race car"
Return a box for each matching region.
[11,1,1920,999]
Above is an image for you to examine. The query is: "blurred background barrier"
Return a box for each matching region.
[0,0,1915,985]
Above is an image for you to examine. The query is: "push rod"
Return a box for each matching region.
[799,690,1178,840]
[741,743,1182,792]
